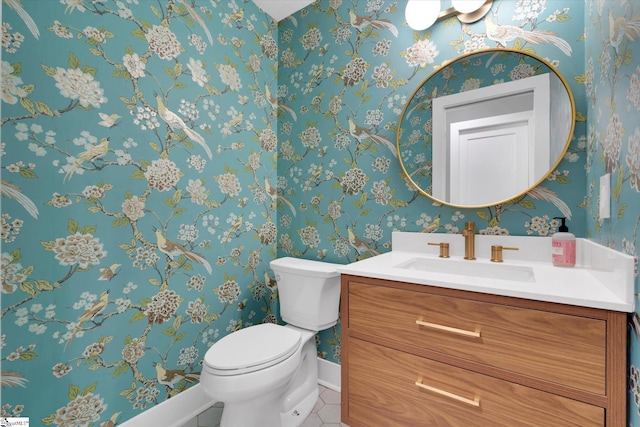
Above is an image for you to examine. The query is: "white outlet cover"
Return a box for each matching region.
[599,173,611,219]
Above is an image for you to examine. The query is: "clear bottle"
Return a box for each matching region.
[551,217,576,267]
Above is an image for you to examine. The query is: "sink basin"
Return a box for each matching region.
[395,257,535,283]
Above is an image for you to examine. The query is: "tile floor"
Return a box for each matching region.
[180,385,349,427]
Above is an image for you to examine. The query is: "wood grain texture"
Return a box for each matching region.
[341,275,627,427]
[346,338,603,427]
[348,279,606,394]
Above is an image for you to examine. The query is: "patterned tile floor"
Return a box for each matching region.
[181,385,349,427]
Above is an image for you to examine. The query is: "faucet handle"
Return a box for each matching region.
[428,242,450,258]
[490,245,518,263]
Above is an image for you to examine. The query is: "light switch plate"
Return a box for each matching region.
[599,173,610,219]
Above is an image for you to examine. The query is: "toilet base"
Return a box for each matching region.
[280,385,319,427]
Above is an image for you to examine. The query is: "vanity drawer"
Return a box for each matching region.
[347,280,606,394]
[345,338,603,427]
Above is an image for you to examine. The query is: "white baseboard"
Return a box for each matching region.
[119,357,341,427]
[119,383,212,427]
[317,357,341,392]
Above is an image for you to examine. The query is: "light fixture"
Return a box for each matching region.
[406,0,493,31]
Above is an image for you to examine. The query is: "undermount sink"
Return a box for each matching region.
[395,257,536,283]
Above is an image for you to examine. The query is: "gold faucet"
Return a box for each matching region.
[461,222,476,260]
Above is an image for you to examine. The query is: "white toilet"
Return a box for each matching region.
[200,257,341,427]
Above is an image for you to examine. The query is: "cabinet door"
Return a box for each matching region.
[347,280,606,394]
[345,338,603,427]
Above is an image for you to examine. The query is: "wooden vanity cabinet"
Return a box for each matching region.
[340,274,627,427]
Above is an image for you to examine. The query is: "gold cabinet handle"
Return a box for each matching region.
[415,377,480,407]
[415,319,481,338]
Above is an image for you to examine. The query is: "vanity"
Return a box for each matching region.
[338,232,634,427]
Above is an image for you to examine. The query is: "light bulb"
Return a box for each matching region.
[405,0,441,31]
[451,0,485,14]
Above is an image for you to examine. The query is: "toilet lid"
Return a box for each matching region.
[204,323,301,375]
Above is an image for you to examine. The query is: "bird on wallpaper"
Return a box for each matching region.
[154,227,212,274]
[404,85,438,120]
[227,8,244,24]
[609,10,640,54]
[265,86,297,122]
[265,178,296,217]
[97,112,121,128]
[526,186,572,221]
[65,289,110,351]
[224,215,243,241]
[154,362,200,388]
[484,17,572,56]
[4,0,39,39]
[155,94,212,159]
[63,137,110,183]
[348,9,398,37]
[64,0,84,14]
[98,263,121,281]
[421,215,441,233]
[348,118,397,158]
[178,0,213,45]
[1,370,28,388]
[1,180,38,219]
[348,227,381,257]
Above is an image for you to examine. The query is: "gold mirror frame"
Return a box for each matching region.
[396,48,576,208]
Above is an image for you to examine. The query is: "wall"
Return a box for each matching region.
[584,0,640,423]
[276,0,588,366]
[1,0,279,424]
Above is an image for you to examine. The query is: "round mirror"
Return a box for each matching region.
[396,48,575,208]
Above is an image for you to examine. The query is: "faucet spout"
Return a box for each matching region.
[462,222,476,260]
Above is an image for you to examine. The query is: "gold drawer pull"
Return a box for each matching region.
[415,319,481,338]
[415,378,480,407]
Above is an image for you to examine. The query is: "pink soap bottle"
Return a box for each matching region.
[551,217,576,267]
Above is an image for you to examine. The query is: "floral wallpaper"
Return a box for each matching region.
[276,0,586,366]
[2,0,280,425]
[584,0,640,424]
[6,0,640,425]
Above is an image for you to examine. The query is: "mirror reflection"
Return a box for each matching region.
[396,49,575,208]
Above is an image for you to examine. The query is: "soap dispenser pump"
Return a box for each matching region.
[552,217,576,267]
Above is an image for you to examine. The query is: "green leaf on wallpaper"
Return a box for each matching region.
[164,66,177,79]
[19,281,35,296]
[35,279,53,291]
[68,219,79,234]
[576,111,586,122]
[41,64,56,76]
[68,384,80,400]
[174,208,186,216]
[150,5,161,17]
[10,248,20,261]
[22,84,34,94]
[131,170,146,179]
[175,81,187,89]
[82,383,97,396]
[113,361,129,378]
[81,66,97,77]
[174,315,182,331]
[35,101,54,116]
[131,28,146,40]
[130,311,147,323]
[163,197,176,208]
[354,193,367,209]
[41,240,55,251]
[163,327,176,336]
[556,176,570,184]
[488,217,500,228]
[20,98,35,115]
[81,225,97,235]
[69,52,80,69]
[573,74,587,84]
[476,211,489,220]
[41,414,56,425]
[174,332,185,343]
[19,351,37,361]
[519,200,536,209]
[618,203,627,219]
[613,167,624,203]
[90,48,101,56]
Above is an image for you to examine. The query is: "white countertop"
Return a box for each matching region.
[337,232,635,312]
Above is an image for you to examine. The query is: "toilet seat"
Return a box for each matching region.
[204,323,301,376]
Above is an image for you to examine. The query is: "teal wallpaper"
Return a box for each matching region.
[1,0,280,424]
[276,0,586,367]
[4,0,640,425]
[584,0,640,424]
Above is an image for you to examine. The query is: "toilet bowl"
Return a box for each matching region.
[200,257,341,427]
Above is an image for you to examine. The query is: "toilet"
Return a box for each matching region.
[200,257,341,427]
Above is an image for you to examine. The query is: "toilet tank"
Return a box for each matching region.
[269,257,341,332]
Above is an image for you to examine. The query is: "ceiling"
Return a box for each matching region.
[252,0,315,21]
